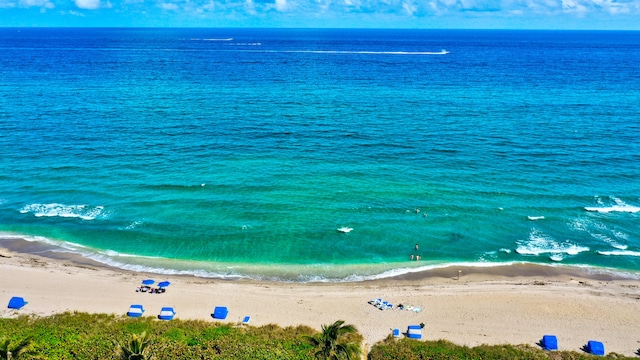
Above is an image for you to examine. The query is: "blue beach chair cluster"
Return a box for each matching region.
[124,293,250,325]
[540,335,607,356]
[136,279,170,294]
[125,304,175,320]
[368,298,393,310]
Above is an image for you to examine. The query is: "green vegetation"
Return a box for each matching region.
[0,313,636,359]
[0,336,38,360]
[368,336,635,360]
[301,320,362,359]
[117,331,153,360]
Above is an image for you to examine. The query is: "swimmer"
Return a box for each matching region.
[416,255,421,261]
[410,254,415,261]
[414,243,419,251]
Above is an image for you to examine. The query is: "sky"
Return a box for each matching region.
[0,0,639,29]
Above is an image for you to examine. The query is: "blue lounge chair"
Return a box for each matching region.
[7,296,26,310]
[242,316,251,325]
[542,335,558,350]
[587,340,605,356]
[392,328,400,338]
[127,304,145,317]
[158,307,176,320]
[212,306,229,320]
[407,325,422,339]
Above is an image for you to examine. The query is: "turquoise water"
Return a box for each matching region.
[1,28,639,281]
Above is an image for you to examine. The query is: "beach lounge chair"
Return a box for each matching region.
[392,328,400,338]
[242,316,251,325]
[541,335,557,350]
[158,307,176,320]
[7,296,27,310]
[407,325,422,339]
[586,340,605,356]
[368,298,382,306]
[541,335,558,350]
[212,306,229,320]
[127,304,145,317]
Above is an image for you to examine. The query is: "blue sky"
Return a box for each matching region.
[1,0,639,29]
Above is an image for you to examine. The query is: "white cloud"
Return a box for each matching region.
[0,0,17,8]
[74,0,105,9]
[159,2,178,9]
[402,0,416,14]
[275,0,290,10]
[201,0,214,10]
[244,0,257,14]
[562,0,588,12]
[60,9,86,14]
[19,0,54,8]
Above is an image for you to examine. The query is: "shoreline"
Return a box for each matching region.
[1,234,638,283]
[2,237,640,356]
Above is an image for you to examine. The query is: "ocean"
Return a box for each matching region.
[1,28,639,281]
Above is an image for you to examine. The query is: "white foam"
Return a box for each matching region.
[124,220,143,230]
[549,254,564,262]
[528,216,545,221]
[585,197,640,213]
[337,227,353,233]
[20,203,105,220]
[597,250,640,257]
[591,233,628,250]
[515,229,589,256]
[572,217,629,250]
[585,205,640,213]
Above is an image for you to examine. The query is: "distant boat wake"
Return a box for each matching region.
[270,49,450,55]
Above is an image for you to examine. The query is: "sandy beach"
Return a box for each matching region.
[2,238,640,356]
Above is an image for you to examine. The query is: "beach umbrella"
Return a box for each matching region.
[141,279,155,285]
[157,281,171,288]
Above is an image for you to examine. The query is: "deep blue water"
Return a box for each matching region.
[1,28,639,281]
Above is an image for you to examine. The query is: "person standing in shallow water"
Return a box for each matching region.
[415,244,419,251]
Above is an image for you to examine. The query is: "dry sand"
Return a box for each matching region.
[2,241,640,356]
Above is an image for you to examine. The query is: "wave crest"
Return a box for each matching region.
[585,196,640,213]
[597,250,640,257]
[19,203,106,220]
[515,229,589,256]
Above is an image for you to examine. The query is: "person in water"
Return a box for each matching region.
[410,254,415,261]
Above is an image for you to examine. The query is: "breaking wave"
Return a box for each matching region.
[585,196,640,213]
[19,203,106,221]
[515,229,589,256]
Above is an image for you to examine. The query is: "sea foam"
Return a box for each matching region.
[597,250,640,257]
[20,203,105,220]
[585,197,640,213]
[515,229,589,256]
